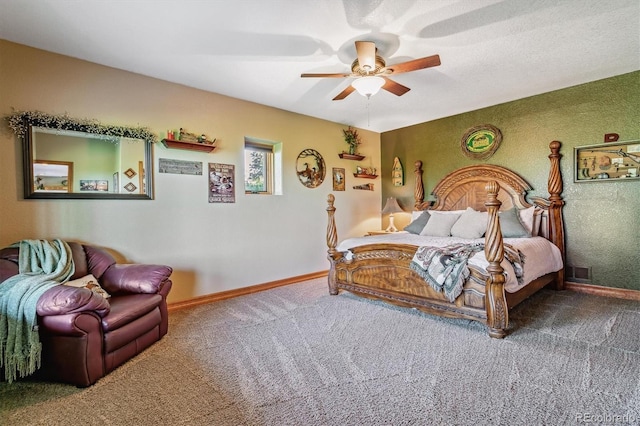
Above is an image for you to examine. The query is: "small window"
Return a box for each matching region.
[244,140,274,194]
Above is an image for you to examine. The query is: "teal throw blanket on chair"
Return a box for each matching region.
[0,239,75,383]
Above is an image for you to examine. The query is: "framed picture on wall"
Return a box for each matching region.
[574,140,640,182]
[33,160,73,193]
[113,172,119,193]
[333,167,345,191]
[79,180,108,191]
[209,163,235,203]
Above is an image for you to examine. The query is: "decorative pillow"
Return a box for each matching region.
[518,206,535,236]
[411,210,425,221]
[64,274,111,299]
[404,210,431,234]
[432,209,466,215]
[451,207,488,239]
[532,208,543,236]
[420,211,462,237]
[499,207,530,238]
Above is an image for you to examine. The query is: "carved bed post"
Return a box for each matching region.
[547,141,565,290]
[414,160,424,208]
[326,194,339,295]
[484,181,508,338]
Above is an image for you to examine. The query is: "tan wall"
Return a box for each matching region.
[0,40,382,303]
[381,71,640,290]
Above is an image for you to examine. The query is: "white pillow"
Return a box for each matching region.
[433,209,466,215]
[64,274,111,299]
[413,209,463,220]
[420,211,462,237]
[451,207,488,239]
[518,206,543,237]
[532,208,543,236]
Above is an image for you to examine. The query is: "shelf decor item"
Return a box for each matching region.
[353,165,377,179]
[162,138,215,153]
[342,126,362,155]
[162,127,216,152]
[574,140,640,182]
[460,124,502,160]
[353,183,374,191]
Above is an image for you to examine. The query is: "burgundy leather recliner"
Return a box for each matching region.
[0,242,172,387]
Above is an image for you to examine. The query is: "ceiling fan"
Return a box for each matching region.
[301,41,441,100]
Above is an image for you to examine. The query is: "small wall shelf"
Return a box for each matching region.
[353,173,377,179]
[353,183,374,191]
[162,139,215,153]
[339,153,365,161]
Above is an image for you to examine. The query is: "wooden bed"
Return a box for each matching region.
[325,141,565,338]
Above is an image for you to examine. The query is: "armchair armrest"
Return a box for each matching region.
[37,285,110,317]
[101,264,173,295]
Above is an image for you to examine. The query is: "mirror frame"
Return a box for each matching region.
[23,124,154,200]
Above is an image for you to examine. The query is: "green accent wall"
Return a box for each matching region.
[381,71,640,290]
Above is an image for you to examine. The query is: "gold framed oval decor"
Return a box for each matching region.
[460,124,502,160]
[296,148,326,188]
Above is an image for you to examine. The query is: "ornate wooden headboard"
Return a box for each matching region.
[410,141,565,280]
[415,164,534,212]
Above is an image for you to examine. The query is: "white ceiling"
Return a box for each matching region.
[1,0,638,133]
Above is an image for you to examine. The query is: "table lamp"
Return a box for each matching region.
[382,197,403,232]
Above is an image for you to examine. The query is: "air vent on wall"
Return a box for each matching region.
[566,265,592,283]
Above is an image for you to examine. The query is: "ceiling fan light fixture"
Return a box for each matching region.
[351,76,385,98]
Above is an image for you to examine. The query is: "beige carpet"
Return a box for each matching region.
[1,278,639,425]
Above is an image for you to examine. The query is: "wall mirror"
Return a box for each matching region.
[24,126,154,199]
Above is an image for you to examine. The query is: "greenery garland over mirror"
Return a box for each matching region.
[6,110,157,143]
[5,110,156,200]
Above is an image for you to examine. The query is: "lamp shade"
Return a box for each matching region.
[351,76,385,97]
[381,197,403,214]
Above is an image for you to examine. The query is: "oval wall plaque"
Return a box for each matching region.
[460,124,502,160]
[296,148,326,188]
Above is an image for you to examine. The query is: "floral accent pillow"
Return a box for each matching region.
[64,274,111,299]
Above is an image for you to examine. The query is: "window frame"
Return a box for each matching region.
[244,140,274,195]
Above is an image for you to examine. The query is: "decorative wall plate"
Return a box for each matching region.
[296,149,326,188]
[460,124,502,160]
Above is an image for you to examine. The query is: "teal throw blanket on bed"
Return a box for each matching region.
[0,239,74,383]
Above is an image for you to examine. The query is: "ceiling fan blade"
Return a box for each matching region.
[355,41,376,73]
[301,72,352,78]
[386,54,441,74]
[332,85,356,101]
[382,77,411,96]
